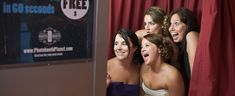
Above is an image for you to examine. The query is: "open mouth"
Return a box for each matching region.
[142,53,149,58]
[171,32,178,37]
[171,32,179,40]
[142,53,150,64]
[115,51,125,55]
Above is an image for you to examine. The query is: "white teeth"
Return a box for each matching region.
[171,33,178,37]
[171,33,177,35]
[115,51,124,55]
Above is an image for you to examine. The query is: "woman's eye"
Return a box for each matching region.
[114,42,118,45]
[121,42,127,45]
[143,44,149,47]
[143,22,147,26]
[149,22,155,25]
[175,22,180,26]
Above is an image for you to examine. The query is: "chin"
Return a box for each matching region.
[116,56,126,60]
[173,40,179,43]
[173,39,181,43]
[144,61,150,65]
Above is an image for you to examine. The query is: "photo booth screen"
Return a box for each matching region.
[0,0,94,64]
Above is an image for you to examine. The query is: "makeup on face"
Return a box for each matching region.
[169,14,186,43]
[144,15,162,34]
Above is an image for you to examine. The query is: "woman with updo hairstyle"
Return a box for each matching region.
[140,34,185,96]
[136,6,179,68]
[136,6,168,40]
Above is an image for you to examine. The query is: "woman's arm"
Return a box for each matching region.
[186,31,199,75]
[167,70,185,96]
[106,73,112,87]
[135,29,149,41]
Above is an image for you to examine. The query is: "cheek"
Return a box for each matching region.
[144,25,148,29]
[123,46,129,50]
[150,25,161,32]
[113,46,117,50]
[150,26,156,30]
[177,25,186,32]
[122,47,130,53]
[151,49,158,56]
[178,26,186,37]
[149,47,158,55]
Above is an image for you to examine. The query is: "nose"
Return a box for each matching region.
[141,48,146,56]
[169,24,174,32]
[145,24,150,30]
[141,47,145,53]
[116,44,122,50]
[116,45,121,49]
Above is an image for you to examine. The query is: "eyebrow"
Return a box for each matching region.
[171,20,180,24]
[172,19,180,22]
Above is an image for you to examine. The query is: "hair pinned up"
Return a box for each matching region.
[143,34,174,62]
[162,15,169,33]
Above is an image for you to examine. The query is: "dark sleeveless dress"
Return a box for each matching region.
[178,47,191,96]
[107,82,140,96]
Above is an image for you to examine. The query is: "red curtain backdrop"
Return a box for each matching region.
[108,0,235,96]
[189,0,235,96]
[108,0,202,58]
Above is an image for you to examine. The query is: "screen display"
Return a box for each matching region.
[0,0,94,64]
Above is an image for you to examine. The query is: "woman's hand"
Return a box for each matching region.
[106,73,112,87]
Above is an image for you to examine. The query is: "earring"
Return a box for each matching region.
[158,50,161,54]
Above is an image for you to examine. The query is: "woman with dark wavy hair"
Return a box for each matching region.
[168,8,200,95]
[106,28,142,96]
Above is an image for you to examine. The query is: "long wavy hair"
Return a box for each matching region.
[168,8,200,51]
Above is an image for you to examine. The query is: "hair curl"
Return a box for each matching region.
[143,34,174,62]
[144,34,173,62]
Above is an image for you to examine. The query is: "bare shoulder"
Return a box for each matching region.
[186,31,199,51]
[107,57,117,69]
[163,64,182,81]
[164,64,185,96]
[186,31,199,41]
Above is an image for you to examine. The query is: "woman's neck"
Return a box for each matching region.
[116,57,134,69]
[149,58,164,73]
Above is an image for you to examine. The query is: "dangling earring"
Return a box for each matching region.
[158,50,161,54]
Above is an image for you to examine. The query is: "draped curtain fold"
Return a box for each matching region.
[190,0,235,96]
[108,0,235,95]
